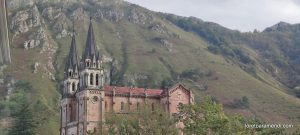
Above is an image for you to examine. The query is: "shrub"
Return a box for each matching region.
[180,68,213,81]
[161,77,175,89]
[151,48,156,53]
[233,48,254,64]
[227,96,249,109]
[208,46,221,54]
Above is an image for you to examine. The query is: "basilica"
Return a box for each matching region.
[60,19,194,135]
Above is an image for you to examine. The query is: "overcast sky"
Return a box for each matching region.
[125,0,300,32]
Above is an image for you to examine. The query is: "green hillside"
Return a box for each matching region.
[0,0,300,134]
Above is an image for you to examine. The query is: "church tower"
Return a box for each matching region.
[60,28,80,135]
[76,18,105,135]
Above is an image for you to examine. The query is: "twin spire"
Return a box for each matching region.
[65,23,78,73]
[83,17,98,60]
[65,18,100,74]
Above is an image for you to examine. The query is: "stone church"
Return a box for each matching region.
[60,19,194,135]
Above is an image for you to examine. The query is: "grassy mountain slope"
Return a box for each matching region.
[0,0,300,134]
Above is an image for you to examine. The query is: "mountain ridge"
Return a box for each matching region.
[0,0,300,134]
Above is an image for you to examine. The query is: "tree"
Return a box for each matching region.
[161,77,175,89]
[227,96,250,109]
[104,105,178,135]
[8,105,36,135]
[177,96,254,135]
[7,81,36,135]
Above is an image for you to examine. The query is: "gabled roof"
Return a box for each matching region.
[162,83,191,96]
[82,18,97,60]
[167,83,191,95]
[65,32,78,73]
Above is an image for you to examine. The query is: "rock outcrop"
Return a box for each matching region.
[153,38,173,52]
[42,6,55,21]
[93,8,124,22]
[53,13,70,39]
[10,5,41,35]
[24,40,39,49]
[71,7,85,20]
[7,0,35,9]
[150,23,167,33]
[160,39,173,52]
[24,27,47,49]
[128,9,148,24]
[33,62,39,73]
[5,77,16,100]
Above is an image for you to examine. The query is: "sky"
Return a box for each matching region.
[124,0,300,32]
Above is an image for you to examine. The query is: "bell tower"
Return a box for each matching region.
[76,18,105,135]
[60,27,79,135]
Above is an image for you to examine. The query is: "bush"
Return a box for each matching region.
[15,81,32,92]
[244,66,257,76]
[292,86,300,98]
[220,45,235,57]
[180,68,213,81]
[151,48,156,53]
[208,46,221,54]
[227,96,249,109]
[233,48,254,64]
[104,105,178,135]
[161,77,175,89]
[0,101,9,117]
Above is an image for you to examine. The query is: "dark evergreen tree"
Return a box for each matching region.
[8,105,36,135]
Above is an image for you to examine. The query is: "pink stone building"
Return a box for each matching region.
[60,20,194,135]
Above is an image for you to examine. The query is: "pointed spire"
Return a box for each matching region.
[83,17,97,60]
[65,23,78,74]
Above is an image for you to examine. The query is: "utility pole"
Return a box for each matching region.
[0,0,11,64]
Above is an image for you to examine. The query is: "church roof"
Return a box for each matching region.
[103,83,192,98]
[65,32,78,72]
[104,86,164,97]
[82,18,98,60]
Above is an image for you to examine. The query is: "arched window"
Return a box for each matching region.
[86,61,90,67]
[137,102,140,111]
[121,102,125,112]
[96,74,99,86]
[77,83,79,90]
[151,103,155,111]
[69,71,72,77]
[72,82,75,91]
[90,73,94,85]
[105,101,107,110]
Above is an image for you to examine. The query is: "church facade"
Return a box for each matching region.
[60,20,194,135]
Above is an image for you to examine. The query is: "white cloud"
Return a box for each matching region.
[125,0,300,32]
